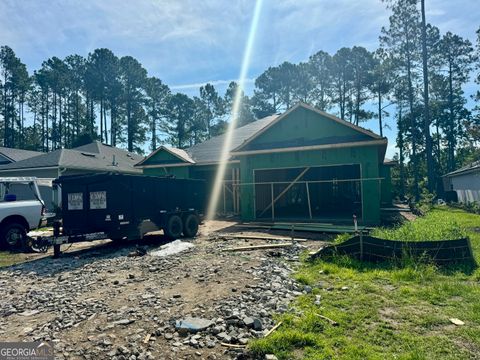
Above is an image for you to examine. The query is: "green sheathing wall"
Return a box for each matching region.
[380,165,393,205]
[243,106,371,150]
[239,146,381,225]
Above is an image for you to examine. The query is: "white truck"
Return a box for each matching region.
[0,177,48,251]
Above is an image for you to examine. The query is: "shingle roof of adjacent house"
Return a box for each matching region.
[0,147,43,163]
[444,160,480,177]
[0,141,143,173]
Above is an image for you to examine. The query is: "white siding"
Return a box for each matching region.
[451,171,480,204]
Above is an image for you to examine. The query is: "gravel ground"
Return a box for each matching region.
[0,221,327,359]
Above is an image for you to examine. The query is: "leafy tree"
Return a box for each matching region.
[253,66,282,113]
[199,83,224,138]
[330,47,353,121]
[308,50,332,111]
[381,0,422,200]
[370,49,394,137]
[350,46,375,125]
[435,32,475,172]
[64,54,87,146]
[119,56,147,152]
[163,93,195,148]
[145,76,170,151]
[224,81,255,128]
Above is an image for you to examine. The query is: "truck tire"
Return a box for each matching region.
[183,214,199,238]
[1,222,27,250]
[164,215,183,240]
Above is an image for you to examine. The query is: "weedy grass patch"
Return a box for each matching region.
[0,251,28,267]
[250,207,480,359]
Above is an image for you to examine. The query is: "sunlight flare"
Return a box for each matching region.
[206,0,263,221]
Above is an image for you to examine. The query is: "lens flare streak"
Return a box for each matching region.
[206,0,263,220]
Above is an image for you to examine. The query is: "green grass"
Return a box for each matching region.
[372,208,468,241]
[0,251,27,267]
[250,206,480,359]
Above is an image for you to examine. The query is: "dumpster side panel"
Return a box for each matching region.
[57,173,206,238]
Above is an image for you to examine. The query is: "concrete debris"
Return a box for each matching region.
[175,317,213,334]
[150,240,194,257]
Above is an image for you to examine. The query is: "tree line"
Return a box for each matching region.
[1,0,479,200]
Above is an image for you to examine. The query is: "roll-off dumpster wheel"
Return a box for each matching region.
[164,215,183,239]
[182,214,199,238]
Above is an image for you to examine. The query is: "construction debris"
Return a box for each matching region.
[316,314,338,326]
[219,233,308,242]
[150,240,194,257]
[220,343,246,348]
[235,222,368,234]
[263,321,283,337]
[222,243,294,252]
[449,318,465,326]
[175,317,213,334]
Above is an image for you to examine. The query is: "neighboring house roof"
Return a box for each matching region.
[0,141,143,173]
[383,158,397,166]
[444,160,480,178]
[0,147,43,164]
[137,102,386,168]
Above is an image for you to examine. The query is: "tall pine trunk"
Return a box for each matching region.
[420,0,435,192]
[398,108,405,199]
[378,91,383,137]
[405,25,420,201]
[447,63,455,172]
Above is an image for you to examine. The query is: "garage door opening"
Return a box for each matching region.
[254,164,362,221]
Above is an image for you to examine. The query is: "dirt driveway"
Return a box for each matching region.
[0,221,327,359]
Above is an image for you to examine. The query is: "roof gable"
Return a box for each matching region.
[233,103,382,153]
[136,146,195,167]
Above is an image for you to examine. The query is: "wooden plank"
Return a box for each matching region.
[222,243,293,252]
[306,182,312,219]
[264,321,283,337]
[220,343,246,348]
[219,234,308,242]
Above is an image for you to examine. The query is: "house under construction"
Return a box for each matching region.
[135,103,393,225]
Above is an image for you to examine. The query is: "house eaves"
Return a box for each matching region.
[231,139,388,157]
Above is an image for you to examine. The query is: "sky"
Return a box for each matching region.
[0,0,479,157]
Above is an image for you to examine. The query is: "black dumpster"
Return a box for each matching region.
[54,173,205,241]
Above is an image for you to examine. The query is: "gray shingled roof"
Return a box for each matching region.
[444,160,480,177]
[185,115,279,164]
[0,141,142,173]
[0,147,43,163]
